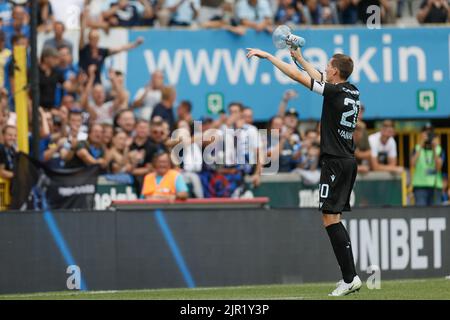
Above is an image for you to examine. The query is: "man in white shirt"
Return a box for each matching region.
[49,0,84,29]
[163,0,201,26]
[236,0,273,32]
[132,70,164,121]
[368,120,403,173]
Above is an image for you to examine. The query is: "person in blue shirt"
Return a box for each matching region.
[103,0,142,27]
[275,0,304,25]
[2,5,29,49]
[150,86,176,131]
[55,45,78,107]
[336,0,358,24]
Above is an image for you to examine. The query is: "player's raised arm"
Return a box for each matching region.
[290,48,324,82]
[246,48,312,89]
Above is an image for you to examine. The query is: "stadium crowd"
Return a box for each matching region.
[0,0,448,207]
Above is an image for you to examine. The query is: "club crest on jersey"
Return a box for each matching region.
[331,175,336,182]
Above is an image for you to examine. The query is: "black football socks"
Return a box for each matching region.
[326,222,357,284]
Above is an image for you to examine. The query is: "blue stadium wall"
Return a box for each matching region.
[0,207,448,294]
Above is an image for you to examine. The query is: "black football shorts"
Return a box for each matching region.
[318,155,357,214]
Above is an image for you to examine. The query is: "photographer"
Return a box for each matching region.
[410,124,444,206]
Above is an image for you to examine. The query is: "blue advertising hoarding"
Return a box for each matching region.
[126,27,450,121]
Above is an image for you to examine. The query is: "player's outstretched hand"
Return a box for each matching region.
[246,48,270,59]
[290,47,302,61]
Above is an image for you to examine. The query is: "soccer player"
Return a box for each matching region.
[246,47,362,296]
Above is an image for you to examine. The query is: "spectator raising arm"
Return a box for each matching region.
[277,89,298,118]
[108,69,128,111]
[108,37,144,56]
[80,65,97,121]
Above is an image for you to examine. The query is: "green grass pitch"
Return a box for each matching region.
[1,278,449,300]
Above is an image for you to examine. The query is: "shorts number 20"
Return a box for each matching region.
[319,184,329,198]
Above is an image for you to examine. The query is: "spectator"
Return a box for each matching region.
[0,30,11,88]
[78,11,144,83]
[37,0,55,33]
[103,0,142,27]
[56,45,77,80]
[55,45,78,103]
[354,103,371,173]
[318,0,339,24]
[151,86,176,131]
[368,120,403,173]
[149,120,169,155]
[43,21,74,55]
[303,0,325,24]
[353,121,371,173]
[108,129,134,174]
[132,70,164,121]
[114,109,136,146]
[275,0,304,25]
[172,124,204,198]
[141,151,189,200]
[411,124,444,206]
[80,65,126,125]
[295,141,320,185]
[299,128,319,160]
[201,0,247,35]
[219,103,261,184]
[64,123,109,169]
[138,0,158,26]
[0,125,17,180]
[176,100,193,130]
[266,115,300,173]
[101,122,114,148]
[42,120,67,169]
[129,119,153,192]
[49,0,84,29]
[277,90,301,143]
[417,0,449,23]
[59,110,89,166]
[236,0,273,32]
[39,47,73,110]
[107,69,130,110]
[60,94,81,114]
[66,109,88,142]
[82,0,111,31]
[161,0,201,26]
[336,0,358,24]
[3,5,29,49]
[242,107,254,125]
